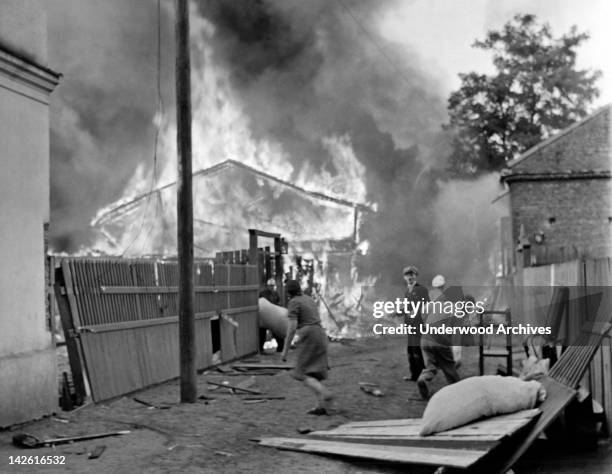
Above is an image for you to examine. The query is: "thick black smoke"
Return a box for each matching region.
[47,0,502,290]
[196,0,452,288]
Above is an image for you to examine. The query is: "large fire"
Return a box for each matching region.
[86,6,377,336]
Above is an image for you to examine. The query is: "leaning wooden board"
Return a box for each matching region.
[258,437,490,469]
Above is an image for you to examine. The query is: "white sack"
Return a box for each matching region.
[419,375,542,436]
[258,297,289,340]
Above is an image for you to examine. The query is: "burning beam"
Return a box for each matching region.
[92,159,375,227]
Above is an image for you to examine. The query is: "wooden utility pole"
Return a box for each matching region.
[175,0,196,402]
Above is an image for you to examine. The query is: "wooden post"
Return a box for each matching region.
[274,236,284,302]
[264,246,272,280]
[248,229,258,267]
[176,0,196,403]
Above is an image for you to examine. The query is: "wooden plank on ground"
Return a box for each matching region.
[207,380,261,394]
[310,409,541,442]
[258,437,489,468]
[232,363,294,370]
[338,409,539,429]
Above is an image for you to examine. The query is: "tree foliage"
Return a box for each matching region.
[446,14,601,174]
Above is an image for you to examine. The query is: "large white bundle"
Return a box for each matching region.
[419,375,542,436]
[258,297,289,340]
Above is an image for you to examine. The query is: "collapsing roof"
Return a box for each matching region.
[92,159,375,256]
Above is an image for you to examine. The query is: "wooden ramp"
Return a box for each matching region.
[259,409,541,469]
[309,409,541,442]
[259,438,489,469]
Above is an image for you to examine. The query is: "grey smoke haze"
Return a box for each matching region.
[47,0,175,250]
[47,0,502,288]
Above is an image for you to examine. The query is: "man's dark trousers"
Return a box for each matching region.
[407,334,424,381]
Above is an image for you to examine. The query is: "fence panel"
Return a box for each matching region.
[57,257,258,402]
[584,257,612,432]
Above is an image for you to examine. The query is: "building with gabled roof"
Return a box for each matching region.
[93,159,374,257]
[500,104,612,264]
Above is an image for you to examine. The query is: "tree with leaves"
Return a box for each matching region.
[446,14,601,174]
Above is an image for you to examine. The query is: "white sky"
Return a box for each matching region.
[380,0,612,106]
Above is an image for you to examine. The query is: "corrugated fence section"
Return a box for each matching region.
[55,258,259,402]
[520,257,612,433]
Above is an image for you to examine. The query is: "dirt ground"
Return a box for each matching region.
[1,336,612,474]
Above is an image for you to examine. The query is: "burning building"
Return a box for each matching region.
[50,1,505,336]
[92,158,373,256]
[92,158,376,335]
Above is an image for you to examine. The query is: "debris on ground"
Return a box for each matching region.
[5,338,604,473]
[12,430,130,448]
[235,376,257,390]
[215,365,233,373]
[231,363,293,371]
[215,370,280,376]
[215,450,233,457]
[358,382,384,397]
[243,396,285,401]
[206,380,262,394]
[88,445,106,459]
[133,397,172,409]
[198,394,217,401]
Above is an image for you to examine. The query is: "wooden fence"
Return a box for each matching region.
[518,257,612,432]
[55,257,259,402]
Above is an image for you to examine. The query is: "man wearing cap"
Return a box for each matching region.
[402,266,429,382]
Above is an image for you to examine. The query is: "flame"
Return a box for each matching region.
[80,7,378,337]
[311,248,378,339]
[87,8,371,258]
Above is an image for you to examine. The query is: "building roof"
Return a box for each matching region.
[501,104,611,183]
[95,159,374,225]
[505,103,611,170]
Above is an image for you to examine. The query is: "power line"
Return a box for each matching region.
[123,0,164,257]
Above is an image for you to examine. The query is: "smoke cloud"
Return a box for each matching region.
[47,0,504,291]
[47,0,175,250]
[194,0,494,288]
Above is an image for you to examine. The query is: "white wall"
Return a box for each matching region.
[0,0,59,427]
